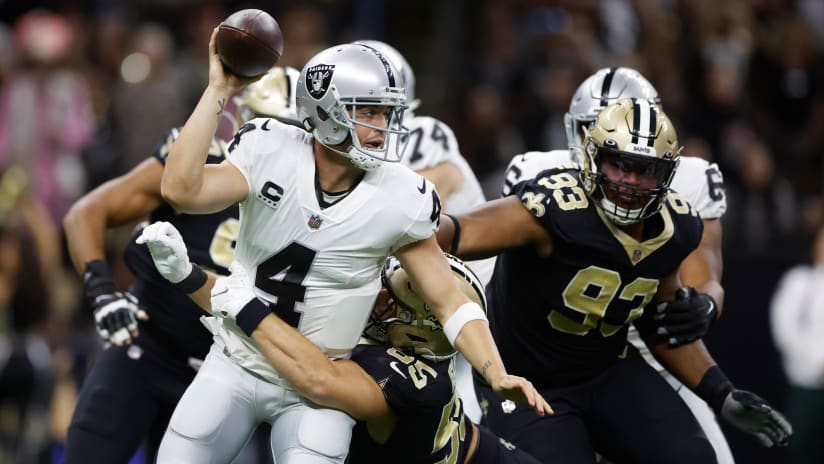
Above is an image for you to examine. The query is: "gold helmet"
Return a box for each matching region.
[364,254,487,361]
[234,66,301,129]
[581,97,680,225]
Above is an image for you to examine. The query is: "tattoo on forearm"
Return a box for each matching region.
[482,360,491,378]
[216,98,226,118]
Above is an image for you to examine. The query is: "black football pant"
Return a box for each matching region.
[476,346,717,464]
[64,328,196,464]
[471,423,542,463]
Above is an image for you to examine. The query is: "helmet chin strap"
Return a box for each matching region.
[599,196,643,225]
[317,138,383,171]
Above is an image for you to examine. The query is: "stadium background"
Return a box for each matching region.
[0,0,821,463]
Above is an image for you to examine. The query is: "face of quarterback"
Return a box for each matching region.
[349,105,392,151]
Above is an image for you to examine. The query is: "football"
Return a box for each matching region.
[216,9,283,77]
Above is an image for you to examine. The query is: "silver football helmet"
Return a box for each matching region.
[565,67,660,162]
[234,66,300,129]
[364,254,487,362]
[581,98,680,225]
[296,43,409,171]
[352,40,418,113]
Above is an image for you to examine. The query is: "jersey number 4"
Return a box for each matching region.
[255,242,317,328]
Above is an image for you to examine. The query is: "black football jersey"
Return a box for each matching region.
[347,344,474,464]
[123,128,239,360]
[487,168,703,387]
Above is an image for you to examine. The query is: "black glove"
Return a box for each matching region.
[695,366,793,448]
[84,260,147,346]
[719,390,793,448]
[652,286,718,347]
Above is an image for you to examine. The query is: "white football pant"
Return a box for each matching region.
[156,341,354,463]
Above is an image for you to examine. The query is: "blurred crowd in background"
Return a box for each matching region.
[0,0,822,463]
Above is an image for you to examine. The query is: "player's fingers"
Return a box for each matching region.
[110,327,131,346]
[157,222,179,239]
[543,397,554,415]
[515,378,542,413]
[520,382,536,409]
[676,286,694,300]
[653,309,701,324]
[767,413,792,445]
[772,410,793,438]
[151,233,176,250]
[136,224,160,244]
[528,385,554,416]
[534,393,553,416]
[757,422,780,447]
[755,431,773,448]
[655,301,691,315]
[136,309,150,320]
[126,312,141,339]
[126,315,138,332]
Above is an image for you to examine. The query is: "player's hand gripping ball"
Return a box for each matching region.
[216,9,283,77]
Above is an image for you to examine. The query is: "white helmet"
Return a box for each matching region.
[234,66,300,128]
[364,254,487,362]
[353,40,418,113]
[565,67,660,162]
[296,43,409,171]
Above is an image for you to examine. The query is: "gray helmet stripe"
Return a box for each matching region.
[599,67,617,107]
[359,43,396,87]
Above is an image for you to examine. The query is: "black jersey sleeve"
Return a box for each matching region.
[152,127,227,166]
[667,193,704,252]
[152,128,180,164]
[512,167,593,243]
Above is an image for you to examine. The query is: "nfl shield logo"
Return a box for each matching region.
[306,64,335,99]
[308,214,323,229]
[632,248,642,263]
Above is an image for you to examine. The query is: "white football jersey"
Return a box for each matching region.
[204,118,439,386]
[398,115,494,285]
[502,150,729,372]
[399,116,486,215]
[501,150,578,197]
[668,156,727,220]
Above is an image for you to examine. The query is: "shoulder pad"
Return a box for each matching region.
[502,150,578,196]
[401,116,460,170]
[670,156,726,219]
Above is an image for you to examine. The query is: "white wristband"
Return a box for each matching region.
[443,302,488,346]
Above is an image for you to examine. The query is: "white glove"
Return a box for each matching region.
[211,262,256,319]
[136,221,192,284]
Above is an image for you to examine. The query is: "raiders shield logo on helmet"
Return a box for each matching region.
[305,64,335,99]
